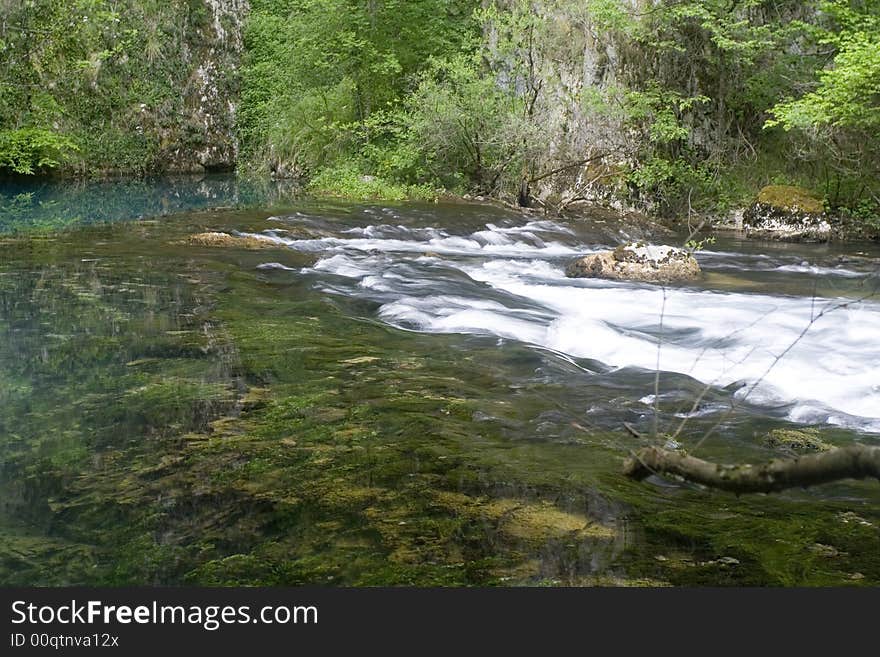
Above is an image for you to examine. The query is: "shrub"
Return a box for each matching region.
[0,129,79,175]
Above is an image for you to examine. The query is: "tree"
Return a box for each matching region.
[237,0,478,176]
[391,54,538,194]
[766,0,880,214]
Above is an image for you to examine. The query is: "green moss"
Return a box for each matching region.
[755,185,824,214]
[2,208,879,587]
[765,428,834,452]
[0,1,239,176]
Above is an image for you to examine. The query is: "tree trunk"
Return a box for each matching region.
[517,175,530,207]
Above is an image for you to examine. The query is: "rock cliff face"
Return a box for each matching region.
[485,1,820,216]
[163,0,249,173]
[486,1,634,206]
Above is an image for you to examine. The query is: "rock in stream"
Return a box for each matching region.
[565,242,701,283]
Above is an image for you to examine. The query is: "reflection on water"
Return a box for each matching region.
[1,187,879,586]
[0,175,300,233]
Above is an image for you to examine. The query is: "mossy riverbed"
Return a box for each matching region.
[1,204,879,586]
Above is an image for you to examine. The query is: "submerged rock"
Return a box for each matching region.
[565,242,701,283]
[764,427,833,453]
[743,185,831,241]
[185,232,277,249]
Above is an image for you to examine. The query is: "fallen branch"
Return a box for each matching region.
[623,445,880,494]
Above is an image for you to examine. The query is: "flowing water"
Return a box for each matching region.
[2,178,879,586]
[246,207,880,434]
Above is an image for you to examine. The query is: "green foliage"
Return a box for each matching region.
[763,1,879,216]
[623,88,711,146]
[616,86,722,215]
[388,54,538,193]
[238,0,479,178]
[308,162,435,201]
[685,236,716,252]
[837,198,880,235]
[580,0,638,34]
[0,128,79,174]
[352,1,548,196]
[627,157,724,217]
[768,32,880,132]
[767,0,880,133]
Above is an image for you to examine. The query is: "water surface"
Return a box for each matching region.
[0,174,299,232]
[246,205,880,433]
[2,186,879,586]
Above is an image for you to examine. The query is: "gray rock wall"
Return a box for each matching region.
[164,0,249,173]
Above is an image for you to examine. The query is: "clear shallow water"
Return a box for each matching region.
[0,174,299,232]
[244,207,880,435]
[2,188,880,586]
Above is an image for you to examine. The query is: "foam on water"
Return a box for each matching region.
[256,218,880,433]
[774,263,864,278]
[256,262,297,271]
[240,220,586,258]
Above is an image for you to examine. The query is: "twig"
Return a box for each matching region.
[529,151,619,185]
[653,287,667,438]
[624,422,644,439]
[690,288,879,454]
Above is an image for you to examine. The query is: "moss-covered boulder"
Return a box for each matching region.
[743,185,831,241]
[565,242,701,283]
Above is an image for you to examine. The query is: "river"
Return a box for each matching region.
[1,177,879,585]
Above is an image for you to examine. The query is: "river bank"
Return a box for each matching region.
[9,172,879,256]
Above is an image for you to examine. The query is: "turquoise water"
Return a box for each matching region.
[0,175,300,233]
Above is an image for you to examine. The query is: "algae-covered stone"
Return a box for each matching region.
[838,512,875,528]
[565,242,701,283]
[184,232,279,249]
[764,427,833,452]
[428,491,617,545]
[809,543,843,558]
[743,185,831,241]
